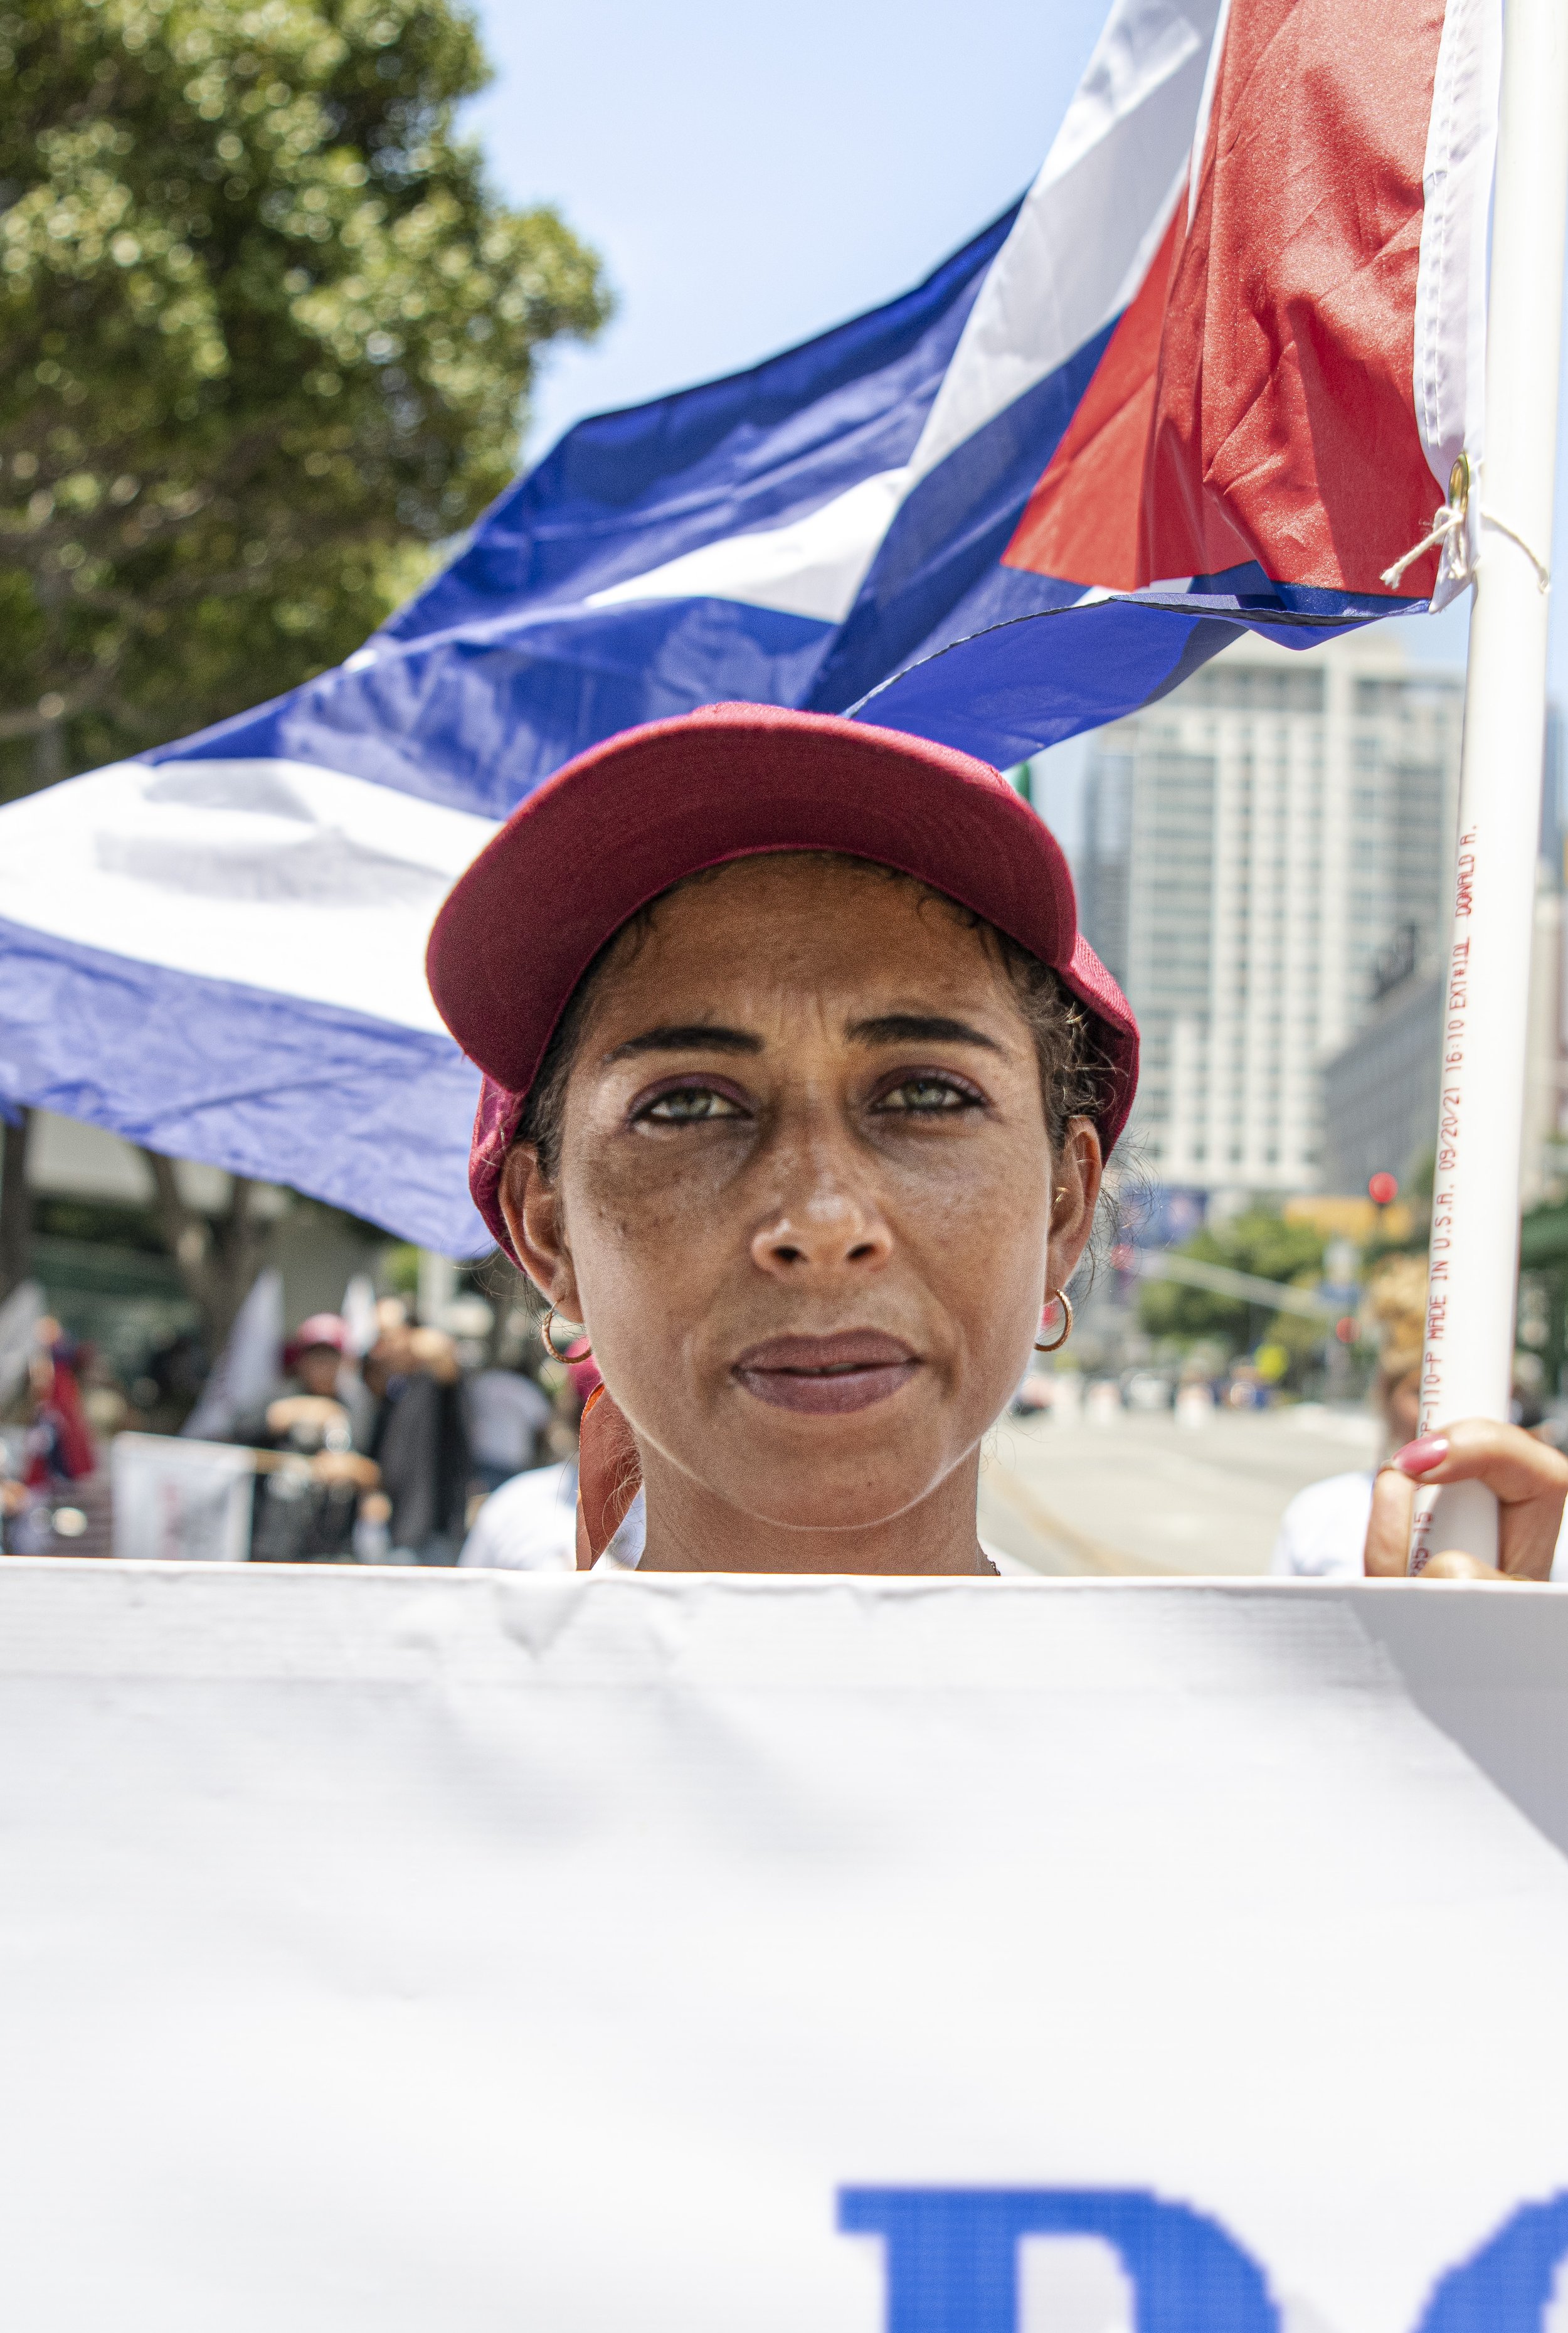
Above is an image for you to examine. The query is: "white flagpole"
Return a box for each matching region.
[1410,0,1568,1569]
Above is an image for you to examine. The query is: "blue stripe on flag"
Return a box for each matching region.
[146,600,832,821]
[0,918,485,1255]
[849,602,1274,767]
[846,565,1424,715]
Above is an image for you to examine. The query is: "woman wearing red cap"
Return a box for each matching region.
[429,703,1565,1580]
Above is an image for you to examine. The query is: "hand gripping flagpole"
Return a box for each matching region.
[1407,0,1568,1570]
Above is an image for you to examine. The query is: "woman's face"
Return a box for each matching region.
[502,856,1101,1565]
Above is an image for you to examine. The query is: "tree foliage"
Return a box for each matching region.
[1138,1207,1326,1351]
[0,0,612,795]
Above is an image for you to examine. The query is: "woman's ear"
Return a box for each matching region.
[1048,1118,1104,1286]
[499,1144,583,1319]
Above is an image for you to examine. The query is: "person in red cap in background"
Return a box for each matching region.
[232,1312,379,1562]
[428,702,1567,1581]
[279,1314,378,1447]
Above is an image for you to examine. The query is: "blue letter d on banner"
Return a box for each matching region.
[837,2188,1279,2333]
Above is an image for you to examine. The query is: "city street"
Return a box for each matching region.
[978,1403,1382,1576]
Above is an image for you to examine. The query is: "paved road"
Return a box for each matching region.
[977,1404,1382,1576]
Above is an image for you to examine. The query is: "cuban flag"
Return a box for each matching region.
[0,0,1500,1255]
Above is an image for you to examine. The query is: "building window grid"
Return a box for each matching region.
[1083,649,1461,1193]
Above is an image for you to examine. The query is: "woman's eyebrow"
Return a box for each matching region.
[604,1023,764,1062]
[848,1012,1004,1053]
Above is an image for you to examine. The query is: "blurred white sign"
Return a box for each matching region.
[0,1276,43,1408]
[3,1568,1568,2330]
[110,1430,254,1561]
[181,1267,283,1443]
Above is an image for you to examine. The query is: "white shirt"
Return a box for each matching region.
[1270,1472,1376,1580]
[592,1489,647,1571]
[460,1462,579,1572]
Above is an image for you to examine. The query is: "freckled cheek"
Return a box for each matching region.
[889,1144,1050,1356]
[564,1152,735,1334]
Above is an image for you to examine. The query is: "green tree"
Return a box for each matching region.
[0,0,612,797]
[0,0,610,1317]
[1138,1207,1326,1354]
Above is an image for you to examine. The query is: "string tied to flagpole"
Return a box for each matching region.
[1380,499,1471,592]
[1479,506,1552,592]
[1380,453,1551,596]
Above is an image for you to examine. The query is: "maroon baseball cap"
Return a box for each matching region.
[426,702,1139,1257]
[285,1312,348,1366]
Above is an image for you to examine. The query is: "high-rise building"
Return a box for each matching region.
[1320,863,1566,1210]
[1077,629,1464,1196]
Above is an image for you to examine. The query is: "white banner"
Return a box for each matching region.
[3,1565,1568,2330]
[110,1432,255,1562]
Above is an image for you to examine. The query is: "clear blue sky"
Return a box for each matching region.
[464,0,1110,459]
[463,0,1568,822]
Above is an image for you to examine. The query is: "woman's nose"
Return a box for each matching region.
[750,1177,894,1278]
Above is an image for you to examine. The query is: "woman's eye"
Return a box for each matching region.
[876,1075,979,1115]
[637,1086,745,1124]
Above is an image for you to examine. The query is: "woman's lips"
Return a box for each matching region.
[731,1332,921,1415]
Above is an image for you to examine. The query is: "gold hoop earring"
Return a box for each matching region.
[541,1304,590,1361]
[1034,1289,1074,1354]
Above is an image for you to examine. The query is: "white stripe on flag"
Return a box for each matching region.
[584,467,909,622]
[906,0,1221,490]
[1413,0,1502,610]
[0,760,497,1034]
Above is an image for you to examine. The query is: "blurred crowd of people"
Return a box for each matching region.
[234,1298,598,1567]
[0,1283,599,1567]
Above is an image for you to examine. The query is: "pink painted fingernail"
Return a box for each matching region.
[1395,1436,1449,1476]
